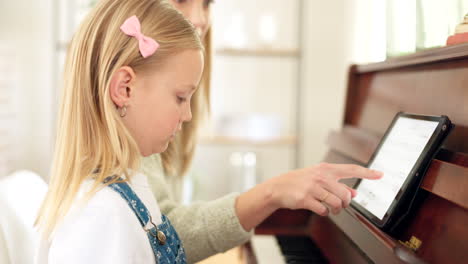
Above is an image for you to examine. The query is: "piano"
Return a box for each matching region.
[247,43,468,264]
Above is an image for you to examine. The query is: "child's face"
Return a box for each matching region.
[124,50,204,156]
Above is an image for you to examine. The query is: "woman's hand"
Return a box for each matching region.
[235,163,383,231]
[268,163,383,216]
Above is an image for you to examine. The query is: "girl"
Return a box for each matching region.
[142,0,384,263]
[35,0,203,263]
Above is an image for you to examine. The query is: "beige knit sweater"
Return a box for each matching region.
[140,154,252,263]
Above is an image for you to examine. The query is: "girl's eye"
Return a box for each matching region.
[173,0,187,4]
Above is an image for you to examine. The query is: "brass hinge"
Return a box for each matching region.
[399,236,422,251]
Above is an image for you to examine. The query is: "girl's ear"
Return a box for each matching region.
[109,66,137,107]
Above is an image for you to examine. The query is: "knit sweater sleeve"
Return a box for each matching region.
[140,154,253,263]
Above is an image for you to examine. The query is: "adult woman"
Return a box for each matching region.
[141,1,383,263]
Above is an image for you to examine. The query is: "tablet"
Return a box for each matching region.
[351,112,452,230]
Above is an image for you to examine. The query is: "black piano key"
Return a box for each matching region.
[275,235,329,264]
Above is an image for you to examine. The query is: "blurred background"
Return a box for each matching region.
[1,0,468,200]
[3,0,468,263]
[0,0,468,200]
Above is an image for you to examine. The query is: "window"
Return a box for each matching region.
[352,0,468,63]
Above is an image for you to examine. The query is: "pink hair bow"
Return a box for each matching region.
[120,15,159,58]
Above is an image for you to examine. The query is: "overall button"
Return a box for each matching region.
[157,230,167,245]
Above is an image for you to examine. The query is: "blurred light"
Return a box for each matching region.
[243,152,256,167]
[258,14,277,45]
[229,152,244,167]
[223,13,247,48]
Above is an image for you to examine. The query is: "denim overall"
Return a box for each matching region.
[106,178,187,264]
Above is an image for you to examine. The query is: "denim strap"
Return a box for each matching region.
[104,176,151,227]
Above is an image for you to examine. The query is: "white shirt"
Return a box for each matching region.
[35,172,162,264]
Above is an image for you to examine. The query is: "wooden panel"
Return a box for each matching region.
[255,209,310,236]
[345,63,468,154]
[356,42,468,73]
[421,160,468,210]
[328,209,404,264]
[436,148,468,167]
[307,214,371,264]
[397,194,468,264]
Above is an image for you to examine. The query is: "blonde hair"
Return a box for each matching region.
[161,28,212,177]
[36,0,202,237]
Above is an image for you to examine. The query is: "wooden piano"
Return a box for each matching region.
[248,43,468,264]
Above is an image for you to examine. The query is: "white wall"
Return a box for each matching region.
[297,0,355,167]
[0,0,55,178]
[189,0,301,200]
[192,0,371,200]
[210,0,300,136]
[0,0,382,180]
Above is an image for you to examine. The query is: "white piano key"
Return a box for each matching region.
[250,235,285,264]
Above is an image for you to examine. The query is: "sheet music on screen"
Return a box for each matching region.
[353,117,439,220]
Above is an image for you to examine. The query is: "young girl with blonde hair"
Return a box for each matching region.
[35,0,203,263]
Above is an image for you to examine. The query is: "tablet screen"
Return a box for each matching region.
[353,116,439,220]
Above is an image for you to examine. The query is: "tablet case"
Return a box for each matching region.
[351,112,453,234]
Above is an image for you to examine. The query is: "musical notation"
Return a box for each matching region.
[354,117,439,219]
